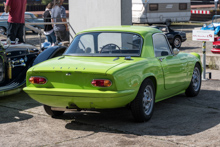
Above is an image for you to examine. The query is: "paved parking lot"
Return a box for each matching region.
[1,25,220,146]
[0,80,220,146]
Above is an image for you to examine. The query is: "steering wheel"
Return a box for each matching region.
[100,43,120,53]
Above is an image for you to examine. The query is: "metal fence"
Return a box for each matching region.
[0,4,68,12]
[24,21,75,47]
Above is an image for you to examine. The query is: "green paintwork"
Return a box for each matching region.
[23,26,201,109]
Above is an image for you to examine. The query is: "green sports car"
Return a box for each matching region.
[24,26,202,122]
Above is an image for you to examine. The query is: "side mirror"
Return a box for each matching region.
[173,48,179,55]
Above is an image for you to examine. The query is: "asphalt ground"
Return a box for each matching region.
[0,80,220,146]
[0,26,220,146]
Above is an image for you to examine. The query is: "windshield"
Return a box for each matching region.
[65,32,143,57]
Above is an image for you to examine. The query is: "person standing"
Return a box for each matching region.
[4,0,27,43]
[43,2,56,46]
[51,0,69,44]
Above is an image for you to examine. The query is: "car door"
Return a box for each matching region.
[152,33,187,90]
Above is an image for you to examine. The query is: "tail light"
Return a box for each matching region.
[91,79,112,87]
[29,76,47,84]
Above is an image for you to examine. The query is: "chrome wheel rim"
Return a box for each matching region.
[174,38,181,48]
[143,85,154,115]
[192,67,201,92]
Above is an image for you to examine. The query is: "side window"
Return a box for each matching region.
[179,3,187,10]
[153,34,171,57]
[78,34,94,53]
[149,4,158,11]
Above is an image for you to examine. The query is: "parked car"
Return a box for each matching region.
[0,12,44,34]
[212,37,220,54]
[201,15,220,36]
[151,25,187,49]
[24,26,202,122]
[0,37,67,97]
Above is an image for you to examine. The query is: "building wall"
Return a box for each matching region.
[69,0,132,36]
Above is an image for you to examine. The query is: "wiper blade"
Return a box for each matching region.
[113,57,119,61]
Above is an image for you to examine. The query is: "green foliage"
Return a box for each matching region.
[41,0,53,5]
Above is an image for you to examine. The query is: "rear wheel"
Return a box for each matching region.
[131,79,155,122]
[185,64,201,97]
[43,105,64,117]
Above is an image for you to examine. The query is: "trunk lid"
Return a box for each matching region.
[32,56,126,74]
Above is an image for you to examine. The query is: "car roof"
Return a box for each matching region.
[78,26,162,37]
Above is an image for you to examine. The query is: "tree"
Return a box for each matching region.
[41,0,53,5]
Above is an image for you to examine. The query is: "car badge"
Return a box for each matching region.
[19,51,22,54]
[66,73,71,76]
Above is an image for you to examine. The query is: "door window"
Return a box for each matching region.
[152,34,172,57]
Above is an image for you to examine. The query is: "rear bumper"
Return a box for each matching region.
[23,87,137,109]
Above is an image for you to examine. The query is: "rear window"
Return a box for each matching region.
[149,4,158,11]
[179,3,187,10]
[65,32,143,57]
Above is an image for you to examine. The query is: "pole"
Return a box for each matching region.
[202,41,206,80]
[39,31,42,52]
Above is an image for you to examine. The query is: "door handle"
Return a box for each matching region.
[180,57,187,60]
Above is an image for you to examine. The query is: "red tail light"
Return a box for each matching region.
[91,79,112,87]
[29,76,47,84]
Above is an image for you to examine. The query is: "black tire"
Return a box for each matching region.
[43,105,64,117]
[131,78,155,122]
[185,64,201,97]
[148,23,152,26]
[172,36,182,49]
[0,27,6,35]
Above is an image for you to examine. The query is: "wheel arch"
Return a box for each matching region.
[174,35,182,41]
[140,75,157,96]
[196,61,202,72]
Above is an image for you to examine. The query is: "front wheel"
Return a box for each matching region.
[185,64,201,97]
[43,105,65,117]
[131,79,155,122]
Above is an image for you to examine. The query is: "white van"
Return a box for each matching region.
[132,0,191,25]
